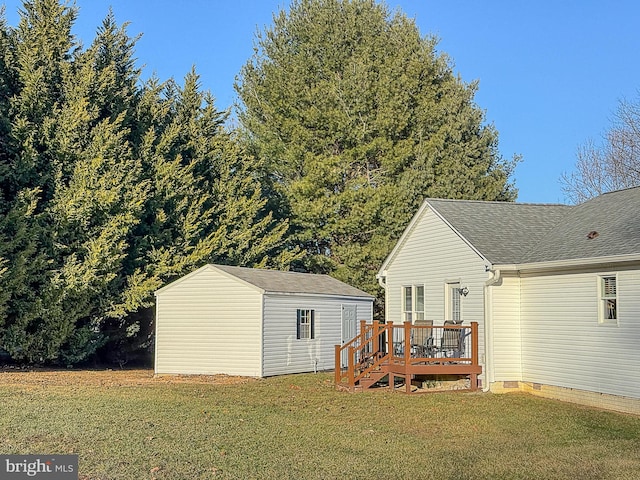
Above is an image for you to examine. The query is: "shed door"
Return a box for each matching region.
[341,304,357,368]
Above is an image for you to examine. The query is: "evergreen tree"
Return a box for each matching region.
[236,0,517,300]
[0,0,295,365]
[0,0,77,363]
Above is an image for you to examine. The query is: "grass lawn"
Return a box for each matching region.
[0,369,639,479]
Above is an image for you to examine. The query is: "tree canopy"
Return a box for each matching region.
[0,0,520,364]
[236,0,517,301]
[0,0,294,365]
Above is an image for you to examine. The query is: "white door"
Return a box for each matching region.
[341,304,357,368]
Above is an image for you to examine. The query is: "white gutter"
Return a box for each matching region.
[483,267,501,392]
[493,252,640,274]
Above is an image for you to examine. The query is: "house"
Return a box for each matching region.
[154,264,374,377]
[376,187,640,414]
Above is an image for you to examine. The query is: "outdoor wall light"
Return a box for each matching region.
[459,286,469,297]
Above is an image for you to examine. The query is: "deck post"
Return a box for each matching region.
[470,373,478,391]
[372,320,380,356]
[471,322,479,365]
[403,321,411,363]
[387,321,394,358]
[348,346,355,390]
[404,321,412,393]
[471,322,479,390]
[334,344,341,386]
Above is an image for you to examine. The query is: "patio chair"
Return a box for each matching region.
[411,320,435,357]
[440,320,469,358]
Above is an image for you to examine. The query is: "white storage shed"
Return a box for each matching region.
[154,264,374,377]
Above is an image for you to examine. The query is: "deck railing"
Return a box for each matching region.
[388,321,479,366]
[334,320,389,388]
[336,321,480,392]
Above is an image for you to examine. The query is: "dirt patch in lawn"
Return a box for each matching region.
[0,367,256,388]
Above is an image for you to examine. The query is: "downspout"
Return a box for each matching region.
[483,268,501,392]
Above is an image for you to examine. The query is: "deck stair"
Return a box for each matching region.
[335,320,482,393]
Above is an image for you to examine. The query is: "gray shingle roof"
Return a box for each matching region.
[426,199,571,264]
[521,186,640,263]
[213,264,374,298]
[426,187,640,265]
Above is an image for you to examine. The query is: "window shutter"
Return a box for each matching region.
[310,310,315,339]
[296,310,301,339]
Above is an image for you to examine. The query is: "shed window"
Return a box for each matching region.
[402,285,425,322]
[297,309,315,339]
[599,275,617,324]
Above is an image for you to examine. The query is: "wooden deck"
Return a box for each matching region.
[335,321,482,393]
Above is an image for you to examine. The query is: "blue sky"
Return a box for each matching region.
[2,1,639,204]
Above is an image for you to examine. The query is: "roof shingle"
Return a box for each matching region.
[426,199,570,264]
[425,187,640,265]
[213,264,373,298]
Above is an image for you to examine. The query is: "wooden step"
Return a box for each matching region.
[359,371,388,390]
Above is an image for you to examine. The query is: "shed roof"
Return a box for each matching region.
[212,264,374,298]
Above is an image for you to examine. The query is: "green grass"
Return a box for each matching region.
[1,372,639,479]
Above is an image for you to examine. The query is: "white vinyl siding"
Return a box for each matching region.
[490,274,522,381]
[383,207,489,375]
[262,294,373,376]
[518,269,640,399]
[155,267,263,376]
[156,266,374,378]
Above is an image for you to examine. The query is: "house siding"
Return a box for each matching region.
[262,294,373,376]
[379,191,640,411]
[383,207,489,374]
[155,267,263,376]
[519,267,640,399]
[490,273,522,382]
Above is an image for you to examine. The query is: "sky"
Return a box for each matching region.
[2,0,639,204]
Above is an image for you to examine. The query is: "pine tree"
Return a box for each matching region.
[236,0,517,299]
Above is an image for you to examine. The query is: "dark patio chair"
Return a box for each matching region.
[440,320,469,358]
[411,319,436,357]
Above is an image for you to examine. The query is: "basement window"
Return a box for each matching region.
[599,275,618,324]
[296,309,315,340]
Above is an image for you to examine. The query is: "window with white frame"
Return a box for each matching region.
[414,285,425,321]
[296,309,315,339]
[402,285,425,322]
[446,282,461,322]
[599,275,617,324]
